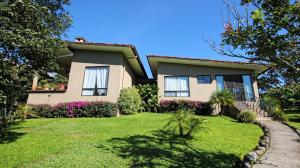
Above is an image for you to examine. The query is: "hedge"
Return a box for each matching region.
[159,100,212,115]
[30,101,118,118]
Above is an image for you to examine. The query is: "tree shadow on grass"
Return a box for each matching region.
[97,130,240,168]
[0,120,25,144]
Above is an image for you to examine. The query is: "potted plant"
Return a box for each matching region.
[39,79,49,90]
[56,83,66,90]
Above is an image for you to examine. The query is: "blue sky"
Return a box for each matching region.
[65,0,244,78]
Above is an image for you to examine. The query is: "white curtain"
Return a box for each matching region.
[82,68,97,95]
[242,75,254,101]
[165,76,189,97]
[177,77,188,96]
[165,77,178,91]
[96,67,109,95]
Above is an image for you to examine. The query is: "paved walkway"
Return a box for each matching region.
[253,120,300,168]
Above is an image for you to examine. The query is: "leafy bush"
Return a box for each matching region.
[14,104,37,120]
[117,87,141,115]
[265,83,300,108]
[270,110,287,122]
[209,89,235,115]
[30,101,118,118]
[238,111,256,123]
[261,96,281,114]
[164,109,206,139]
[159,100,212,115]
[136,84,159,112]
[30,104,54,118]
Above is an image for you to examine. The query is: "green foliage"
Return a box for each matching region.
[14,104,37,120]
[270,110,287,122]
[0,0,71,116]
[209,90,235,115]
[238,111,256,123]
[264,83,300,108]
[217,0,300,87]
[117,87,141,115]
[136,84,159,112]
[164,109,206,138]
[159,100,212,115]
[261,96,281,114]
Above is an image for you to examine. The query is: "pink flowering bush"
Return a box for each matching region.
[30,101,118,118]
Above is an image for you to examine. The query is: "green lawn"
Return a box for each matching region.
[284,108,300,129]
[0,113,263,168]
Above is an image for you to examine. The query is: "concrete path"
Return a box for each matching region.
[253,120,300,168]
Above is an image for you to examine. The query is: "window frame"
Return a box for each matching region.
[81,66,110,96]
[164,75,190,97]
[197,75,212,84]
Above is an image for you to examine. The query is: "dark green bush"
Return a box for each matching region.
[237,111,256,123]
[136,84,159,112]
[30,104,54,117]
[270,110,287,122]
[159,100,212,115]
[117,87,141,114]
[82,102,118,117]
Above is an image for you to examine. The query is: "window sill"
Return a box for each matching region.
[28,90,66,93]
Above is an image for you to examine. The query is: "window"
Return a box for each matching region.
[164,76,189,97]
[242,75,255,101]
[197,75,211,84]
[215,75,224,90]
[82,67,109,96]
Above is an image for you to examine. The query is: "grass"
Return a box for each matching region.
[284,108,300,129]
[0,113,263,168]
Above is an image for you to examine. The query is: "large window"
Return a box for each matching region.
[82,66,109,96]
[197,75,211,84]
[164,76,189,97]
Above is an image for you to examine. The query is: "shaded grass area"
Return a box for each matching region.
[284,108,300,129]
[0,113,262,168]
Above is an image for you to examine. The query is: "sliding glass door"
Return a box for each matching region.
[215,75,254,101]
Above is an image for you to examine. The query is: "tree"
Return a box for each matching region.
[0,0,71,141]
[209,90,235,115]
[210,0,300,87]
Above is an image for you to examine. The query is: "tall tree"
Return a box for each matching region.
[210,0,300,88]
[0,0,71,115]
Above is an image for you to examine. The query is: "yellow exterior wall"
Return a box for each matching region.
[157,63,259,102]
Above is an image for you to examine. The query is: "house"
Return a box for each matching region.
[27,39,147,105]
[27,40,269,114]
[147,55,268,102]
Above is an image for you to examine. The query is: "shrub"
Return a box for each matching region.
[117,87,141,115]
[238,111,256,123]
[270,110,287,122]
[164,109,206,139]
[30,104,54,118]
[30,101,118,118]
[209,89,235,115]
[136,84,159,112]
[14,104,37,120]
[159,100,212,115]
[82,102,118,117]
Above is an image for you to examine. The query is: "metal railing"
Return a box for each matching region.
[234,90,274,117]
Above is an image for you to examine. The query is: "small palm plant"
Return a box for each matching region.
[164,108,205,139]
[209,89,235,115]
